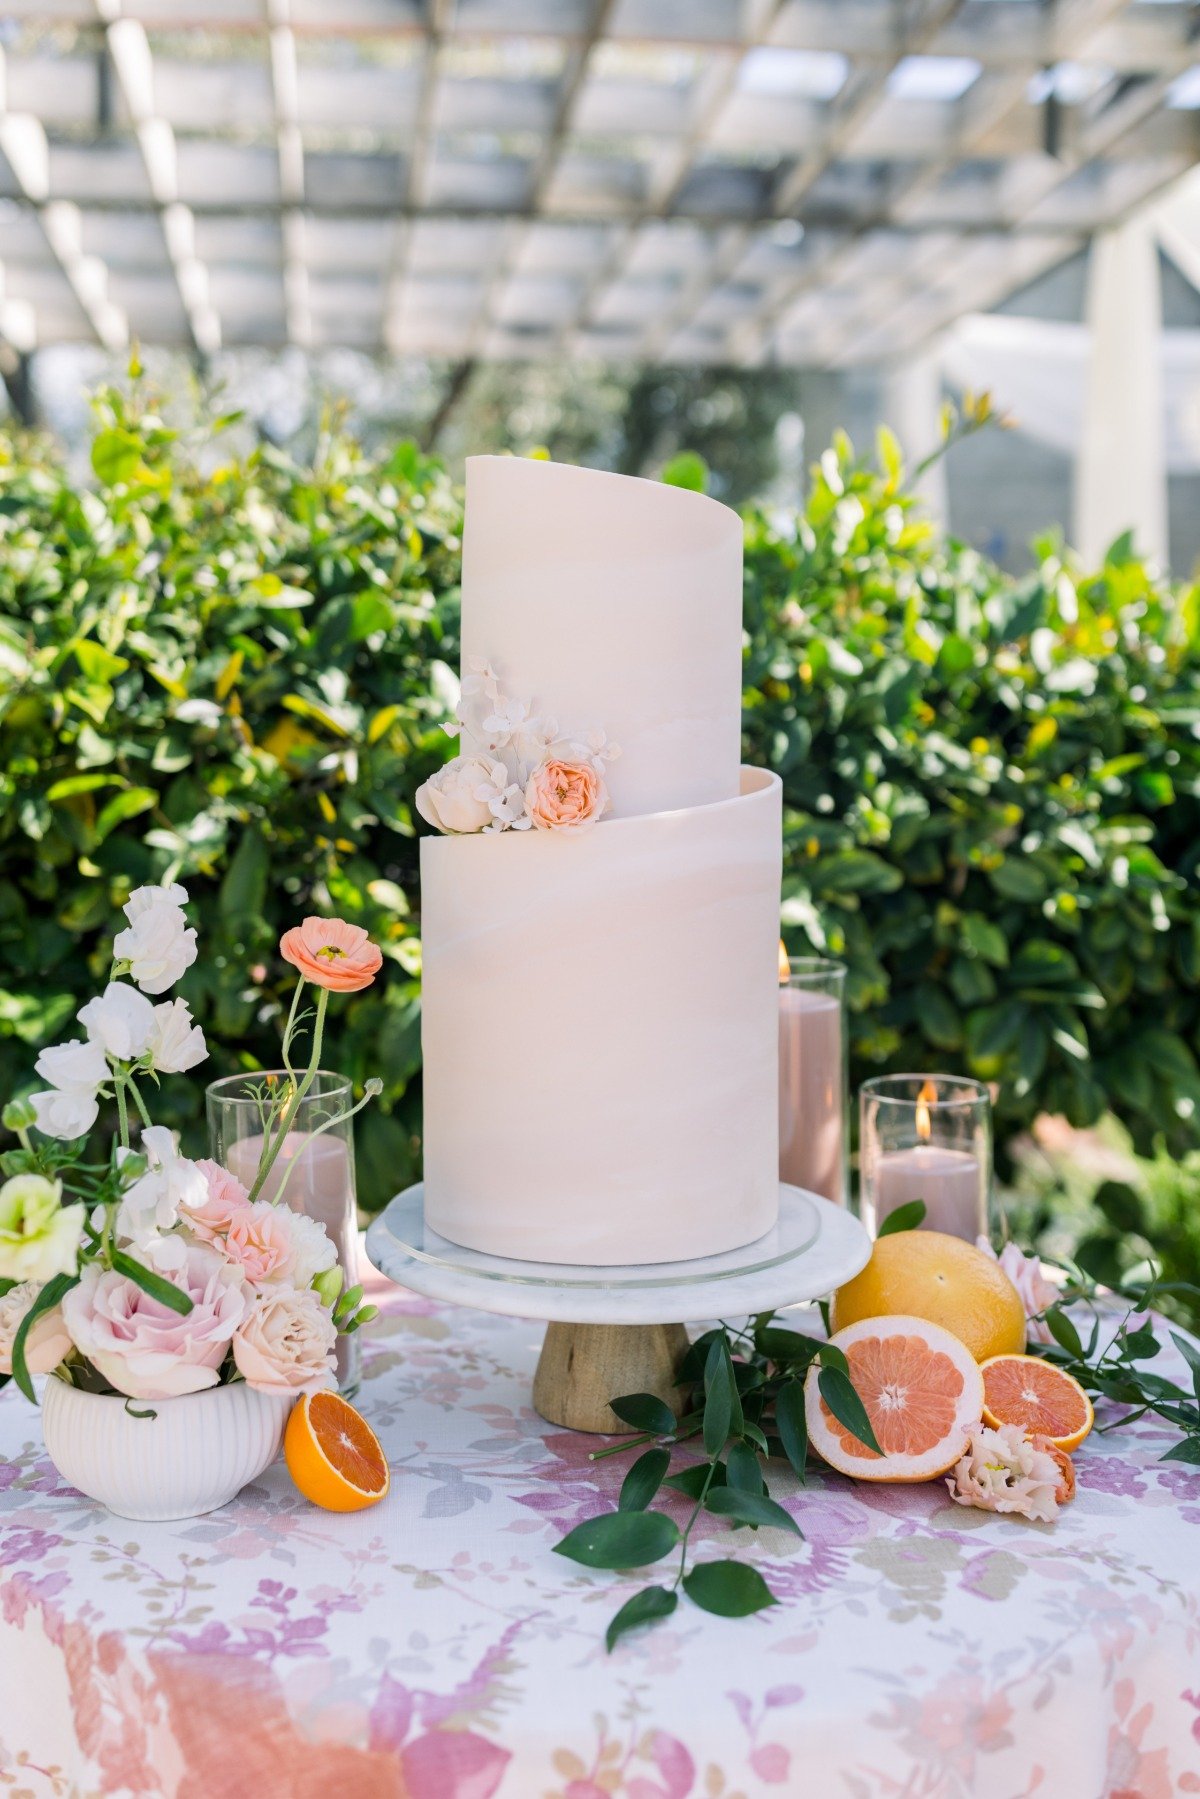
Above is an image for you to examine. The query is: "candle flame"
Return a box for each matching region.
[915,1079,937,1143]
[778,939,790,984]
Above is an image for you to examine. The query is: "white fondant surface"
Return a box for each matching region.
[366,1185,871,1325]
[421,767,783,1265]
[459,456,743,818]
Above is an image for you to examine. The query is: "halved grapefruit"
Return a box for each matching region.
[980,1354,1094,1452]
[805,1316,985,1482]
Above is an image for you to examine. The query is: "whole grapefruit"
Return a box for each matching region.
[831,1231,1026,1363]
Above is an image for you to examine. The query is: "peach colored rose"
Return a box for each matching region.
[279,917,383,992]
[233,1286,337,1395]
[183,1159,254,1246]
[221,1200,297,1287]
[523,758,609,831]
[0,1282,72,1375]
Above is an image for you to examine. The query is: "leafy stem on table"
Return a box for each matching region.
[552,1315,881,1652]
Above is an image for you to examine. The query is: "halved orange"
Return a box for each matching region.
[805,1316,985,1483]
[284,1391,390,1512]
[980,1354,1094,1451]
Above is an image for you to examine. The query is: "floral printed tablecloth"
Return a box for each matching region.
[2,1271,1199,1799]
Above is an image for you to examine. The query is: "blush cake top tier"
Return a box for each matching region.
[459,455,743,819]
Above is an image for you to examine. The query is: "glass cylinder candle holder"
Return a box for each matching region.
[779,953,849,1209]
[206,1071,361,1395]
[859,1074,992,1241]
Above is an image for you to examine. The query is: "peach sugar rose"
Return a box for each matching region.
[523,758,609,831]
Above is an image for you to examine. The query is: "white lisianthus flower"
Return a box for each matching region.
[78,982,156,1060]
[416,753,512,835]
[115,1125,210,1250]
[0,1174,85,1284]
[113,883,198,995]
[29,1086,101,1140]
[146,998,207,1074]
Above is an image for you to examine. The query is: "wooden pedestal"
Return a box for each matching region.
[532,1321,690,1434]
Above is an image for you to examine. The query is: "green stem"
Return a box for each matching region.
[114,1075,130,1151]
[672,1458,719,1594]
[247,985,328,1203]
[269,1082,378,1210]
[280,974,306,1080]
[589,1433,654,1463]
[126,1074,154,1131]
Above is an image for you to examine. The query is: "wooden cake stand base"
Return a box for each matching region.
[365,1184,870,1436]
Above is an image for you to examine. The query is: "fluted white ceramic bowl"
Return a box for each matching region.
[41,1377,293,1521]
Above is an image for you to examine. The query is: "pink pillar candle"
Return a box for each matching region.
[778,987,844,1205]
[873,1145,982,1241]
[225,1131,358,1383]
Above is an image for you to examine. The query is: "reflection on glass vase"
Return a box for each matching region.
[206,1070,361,1396]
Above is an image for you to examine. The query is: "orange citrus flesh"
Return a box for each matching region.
[284,1390,390,1512]
[805,1315,984,1483]
[980,1354,1094,1452]
[831,1231,1026,1363]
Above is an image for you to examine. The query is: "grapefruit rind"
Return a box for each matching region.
[830,1231,1026,1364]
[805,1315,985,1483]
[979,1353,1094,1452]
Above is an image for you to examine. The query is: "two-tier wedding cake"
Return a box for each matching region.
[416,456,782,1266]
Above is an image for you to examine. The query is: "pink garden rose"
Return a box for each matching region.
[0,1281,72,1375]
[183,1159,254,1245]
[222,1200,298,1287]
[523,757,609,831]
[62,1241,247,1400]
[978,1238,1059,1344]
[233,1286,337,1395]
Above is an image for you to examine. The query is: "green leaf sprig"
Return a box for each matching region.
[553,1314,879,1651]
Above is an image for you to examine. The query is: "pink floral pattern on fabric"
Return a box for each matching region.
[2,1275,1199,1797]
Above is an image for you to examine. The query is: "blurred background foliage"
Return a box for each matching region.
[1,374,1197,1314]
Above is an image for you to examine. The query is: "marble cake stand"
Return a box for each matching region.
[366,1184,871,1434]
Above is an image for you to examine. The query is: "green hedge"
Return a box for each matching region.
[1,383,1197,1210]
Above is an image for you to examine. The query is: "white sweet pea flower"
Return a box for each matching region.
[146,998,207,1074]
[116,1126,210,1250]
[113,883,198,995]
[78,982,156,1061]
[30,1086,101,1140]
[34,1038,109,1093]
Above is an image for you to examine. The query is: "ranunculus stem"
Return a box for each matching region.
[246,985,328,1204]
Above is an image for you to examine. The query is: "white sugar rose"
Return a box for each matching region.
[113,883,198,995]
[233,1285,337,1395]
[78,982,156,1060]
[0,1175,85,1283]
[0,1282,72,1375]
[416,754,510,835]
[147,998,207,1074]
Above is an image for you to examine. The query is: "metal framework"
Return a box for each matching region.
[0,0,1197,367]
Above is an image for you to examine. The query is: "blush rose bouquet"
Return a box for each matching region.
[0,886,382,1409]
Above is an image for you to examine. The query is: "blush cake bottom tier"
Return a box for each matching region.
[419,767,782,1266]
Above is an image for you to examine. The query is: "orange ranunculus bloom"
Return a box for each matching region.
[279,917,383,992]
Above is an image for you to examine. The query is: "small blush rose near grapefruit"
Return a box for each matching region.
[831,1230,1026,1363]
[805,1316,985,1482]
[284,1391,390,1512]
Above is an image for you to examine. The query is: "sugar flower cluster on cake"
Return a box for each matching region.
[415,656,620,835]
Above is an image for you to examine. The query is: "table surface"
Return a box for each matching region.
[2,1271,1199,1799]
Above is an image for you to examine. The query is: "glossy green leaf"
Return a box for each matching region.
[877,1200,927,1236]
[682,1560,778,1618]
[618,1448,671,1513]
[774,1381,808,1478]
[610,1392,678,1437]
[553,1510,679,1570]
[605,1584,677,1651]
[817,1366,882,1457]
[705,1487,802,1536]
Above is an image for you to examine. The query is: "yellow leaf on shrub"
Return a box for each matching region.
[368,705,402,745]
[216,650,244,699]
[1027,717,1058,755]
[317,791,337,824]
[262,717,320,765]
